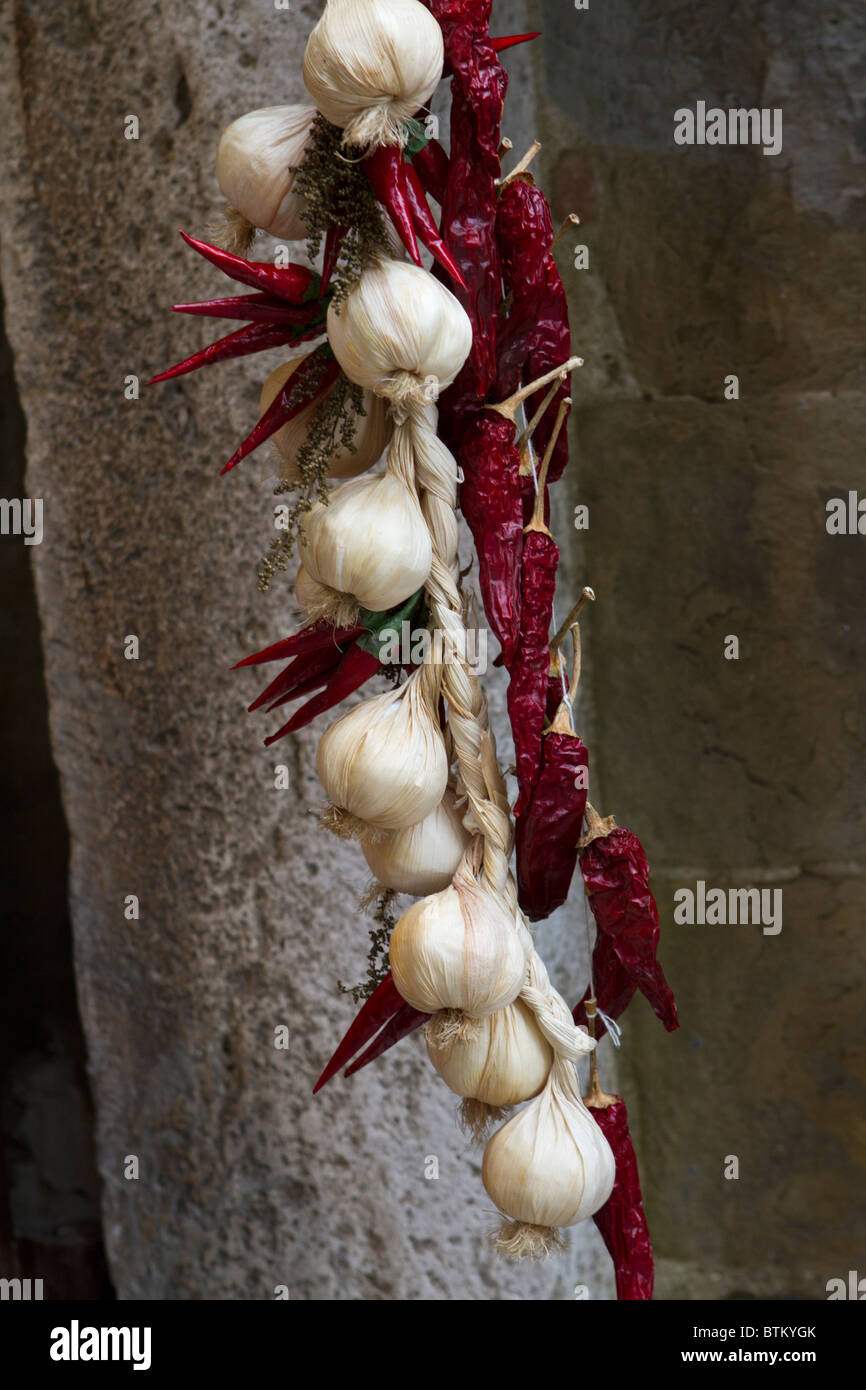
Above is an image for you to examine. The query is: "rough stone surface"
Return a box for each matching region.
[0,0,614,1300]
[531,0,866,1297]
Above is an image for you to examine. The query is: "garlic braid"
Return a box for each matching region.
[395,401,513,899]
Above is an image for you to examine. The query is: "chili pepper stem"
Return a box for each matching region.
[580,801,618,849]
[551,587,596,652]
[490,356,582,422]
[583,999,619,1109]
[552,213,581,249]
[525,398,570,534]
[498,137,513,160]
[498,140,542,189]
[515,378,562,453]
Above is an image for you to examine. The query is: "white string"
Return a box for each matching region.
[597,1009,623,1048]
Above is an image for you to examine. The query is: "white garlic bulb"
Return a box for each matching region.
[216,105,316,241]
[361,787,470,896]
[389,860,526,1019]
[260,361,391,482]
[482,1060,616,1248]
[428,999,553,1108]
[317,667,447,832]
[327,258,472,397]
[302,0,444,150]
[299,455,432,613]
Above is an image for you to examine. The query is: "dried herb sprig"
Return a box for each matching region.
[338,888,398,1004]
[291,115,390,305]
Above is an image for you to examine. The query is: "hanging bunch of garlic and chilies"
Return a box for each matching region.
[303,0,444,149]
[216,104,316,241]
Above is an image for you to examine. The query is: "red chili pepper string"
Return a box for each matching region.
[313,973,406,1093]
[507,399,568,815]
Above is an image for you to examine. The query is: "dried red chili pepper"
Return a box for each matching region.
[247,643,350,714]
[402,161,467,289]
[573,804,679,1036]
[263,643,381,745]
[489,31,539,54]
[313,972,406,1093]
[171,293,320,325]
[516,624,589,921]
[495,177,572,489]
[362,145,423,267]
[343,1002,428,1078]
[583,1001,654,1301]
[507,400,568,815]
[320,224,348,295]
[177,231,316,302]
[234,620,363,671]
[221,344,342,474]
[409,137,450,206]
[149,320,308,385]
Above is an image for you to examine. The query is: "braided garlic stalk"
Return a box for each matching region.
[313,255,614,1257]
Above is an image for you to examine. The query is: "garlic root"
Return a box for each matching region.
[492,1220,566,1260]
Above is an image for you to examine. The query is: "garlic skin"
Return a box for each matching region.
[428,999,553,1108]
[299,460,432,613]
[362,787,470,896]
[317,669,447,831]
[389,863,526,1019]
[302,0,444,150]
[482,1061,616,1232]
[260,361,391,482]
[327,258,472,397]
[216,105,315,240]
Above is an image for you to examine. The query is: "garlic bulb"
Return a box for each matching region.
[260,360,390,482]
[216,105,316,241]
[362,786,470,896]
[299,456,432,613]
[327,258,472,397]
[302,0,444,150]
[428,999,552,1108]
[389,859,526,1020]
[317,667,447,832]
[482,1059,616,1254]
